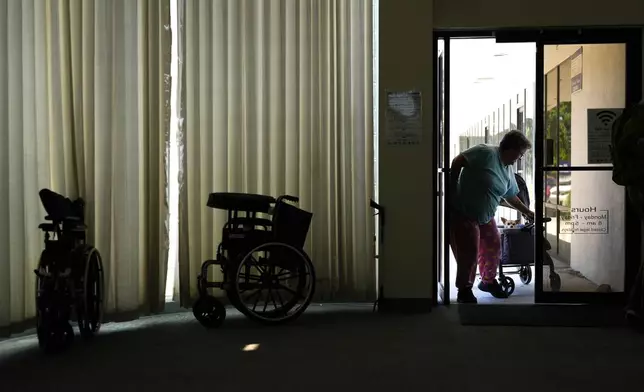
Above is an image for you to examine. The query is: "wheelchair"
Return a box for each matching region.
[192,192,316,328]
[35,189,105,353]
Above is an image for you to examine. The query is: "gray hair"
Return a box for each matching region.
[500,130,531,152]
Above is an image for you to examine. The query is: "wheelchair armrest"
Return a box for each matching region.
[39,223,57,232]
[44,215,81,222]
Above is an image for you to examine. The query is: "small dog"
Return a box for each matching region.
[500,217,520,228]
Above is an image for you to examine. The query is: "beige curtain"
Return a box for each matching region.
[0,0,171,336]
[176,0,375,306]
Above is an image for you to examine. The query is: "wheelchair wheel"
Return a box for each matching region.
[35,253,75,353]
[78,246,105,338]
[230,242,315,325]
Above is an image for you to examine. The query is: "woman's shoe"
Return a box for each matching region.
[457,288,478,303]
[478,280,508,299]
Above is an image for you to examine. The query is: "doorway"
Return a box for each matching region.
[434,28,642,307]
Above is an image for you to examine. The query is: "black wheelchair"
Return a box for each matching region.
[192,192,316,328]
[35,189,104,352]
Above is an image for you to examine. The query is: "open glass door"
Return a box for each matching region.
[533,30,643,304]
[435,38,450,304]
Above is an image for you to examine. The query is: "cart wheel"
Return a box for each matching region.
[519,266,532,284]
[501,277,515,297]
[193,295,226,328]
[549,273,562,292]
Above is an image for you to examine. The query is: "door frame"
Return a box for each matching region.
[433,37,452,305]
[432,37,442,304]
[433,27,643,306]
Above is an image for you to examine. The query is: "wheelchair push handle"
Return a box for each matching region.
[370,198,383,212]
[277,195,299,204]
[370,198,385,244]
[521,215,551,231]
[523,214,552,223]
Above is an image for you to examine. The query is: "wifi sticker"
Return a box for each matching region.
[587,108,624,164]
[596,110,618,127]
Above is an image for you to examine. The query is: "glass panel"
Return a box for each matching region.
[542,171,625,293]
[545,69,558,166]
[558,59,572,169]
[544,44,626,167]
[541,43,628,298]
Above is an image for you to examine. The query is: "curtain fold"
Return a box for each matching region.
[177,0,375,306]
[0,0,171,336]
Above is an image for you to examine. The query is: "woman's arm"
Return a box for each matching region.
[503,195,535,220]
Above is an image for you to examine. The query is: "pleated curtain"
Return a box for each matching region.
[0,0,171,336]
[176,0,375,305]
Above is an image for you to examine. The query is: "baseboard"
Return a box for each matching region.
[377,298,433,314]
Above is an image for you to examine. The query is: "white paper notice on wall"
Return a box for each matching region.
[385,91,422,145]
[587,108,623,164]
[560,207,609,234]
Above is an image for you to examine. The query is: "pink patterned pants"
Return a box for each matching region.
[450,212,501,289]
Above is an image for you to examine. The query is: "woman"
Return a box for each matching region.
[450,130,535,303]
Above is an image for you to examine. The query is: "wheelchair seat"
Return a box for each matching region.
[207,192,276,213]
[226,217,274,228]
[39,222,87,234]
